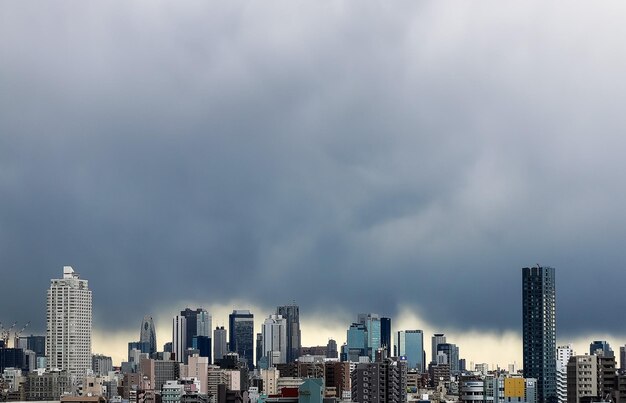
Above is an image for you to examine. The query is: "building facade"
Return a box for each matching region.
[46,266,92,376]
[522,265,557,403]
[228,310,254,370]
[396,330,424,372]
[140,316,157,355]
[277,305,301,363]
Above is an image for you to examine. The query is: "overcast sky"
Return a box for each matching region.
[2,1,626,365]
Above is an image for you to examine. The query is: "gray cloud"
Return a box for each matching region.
[2,1,626,343]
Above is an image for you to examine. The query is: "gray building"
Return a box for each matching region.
[140,316,157,355]
[351,358,407,402]
[214,326,227,364]
[25,370,72,400]
[92,354,113,376]
[522,265,557,403]
[277,304,301,363]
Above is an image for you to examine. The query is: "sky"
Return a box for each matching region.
[2,1,626,367]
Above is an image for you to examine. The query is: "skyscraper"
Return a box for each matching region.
[180,308,211,348]
[262,314,287,366]
[276,304,301,363]
[172,315,187,362]
[214,326,227,364]
[46,266,92,376]
[380,317,392,357]
[229,310,254,370]
[358,313,381,361]
[589,340,613,357]
[397,330,424,372]
[140,315,157,355]
[522,265,557,403]
[431,333,446,364]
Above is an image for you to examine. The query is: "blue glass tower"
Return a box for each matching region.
[522,265,556,403]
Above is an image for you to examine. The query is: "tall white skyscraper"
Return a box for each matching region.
[46,266,92,376]
[172,315,187,362]
[262,314,287,366]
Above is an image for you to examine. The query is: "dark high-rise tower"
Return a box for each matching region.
[229,310,254,370]
[523,265,557,403]
[380,317,391,357]
[277,304,301,362]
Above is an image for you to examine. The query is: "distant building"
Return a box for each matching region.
[91,354,112,376]
[46,266,92,376]
[358,313,381,361]
[346,323,368,362]
[228,310,254,370]
[277,304,301,363]
[213,327,227,365]
[437,343,459,374]
[590,341,614,358]
[381,317,392,357]
[140,316,157,355]
[262,314,287,367]
[173,315,187,363]
[431,334,446,365]
[326,339,338,359]
[25,369,72,400]
[396,330,424,372]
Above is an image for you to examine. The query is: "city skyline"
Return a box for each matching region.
[5,1,626,374]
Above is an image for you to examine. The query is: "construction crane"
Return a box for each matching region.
[13,321,30,348]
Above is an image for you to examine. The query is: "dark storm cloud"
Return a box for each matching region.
[2,1,626,340]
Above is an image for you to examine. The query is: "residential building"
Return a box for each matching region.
[522,265,557,403]
[567,355,598,403]
[46,266,92,376]
[92,354,112,376]
[556,345,574,403]
[351,358,407,402]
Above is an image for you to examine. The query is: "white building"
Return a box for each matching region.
[556,344,574,403]
[46,266,92,376]
[172,315,187,363]
[262,315,287,366]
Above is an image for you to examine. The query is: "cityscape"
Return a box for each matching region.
[3,1,626,403]
[0,265,623,403]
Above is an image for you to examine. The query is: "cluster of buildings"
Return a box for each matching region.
[1,265,625,403]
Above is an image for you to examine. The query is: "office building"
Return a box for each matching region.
[46,266,92,376]
[172,315,187,363]
[522,265,557,403]
[277,304,301,363]
[381,317,392,357]
[262,314,287,367]
[346,323,368,362]
[140,315,157,355]
[589,341,613,358]
[358,313,381,361]
[431,334,446,364]
[214,326,227,364]
[397,330,424,372]
[228,310,254,370]
[180,308,211,350]
[327,339,338,359]
[437,343,459,374]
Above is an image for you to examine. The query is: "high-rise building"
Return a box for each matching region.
[437,343,459,374]
[523,265,557,403]
[351,358,408,402]
[327,339,338,359]
[620,346,626,371]
[397,330,424,372]
[180,308,211,349]
[92,354,113,376]
[277,304,301,363]
[214,326,227,364]
[431,333,446,364]
[229,310,254,370]
[261,314,287,367]
[358,313,381,361]
[140,316,157,355]
[589,341,613,357]
[172,315,187,362]
[346,323,368,362]
[566,355,598,403]
[380,317,392,357]
[46,266,92,376]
